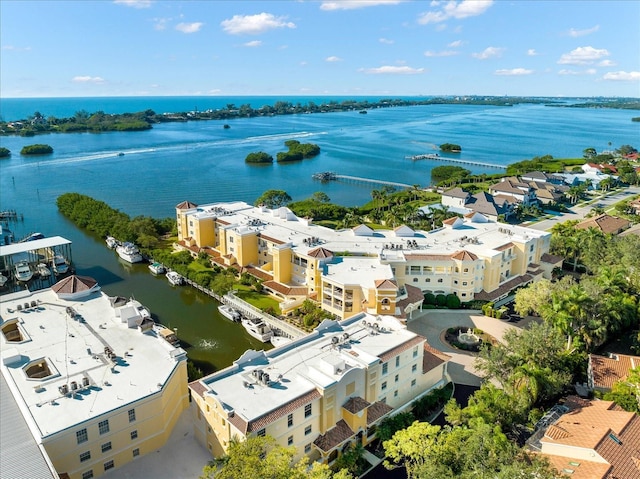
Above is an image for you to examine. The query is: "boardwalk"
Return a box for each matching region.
[405,154,506,170]
[312,172,413,189]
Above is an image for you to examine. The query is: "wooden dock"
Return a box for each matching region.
[405,154,505,169]
[312,172,413,189]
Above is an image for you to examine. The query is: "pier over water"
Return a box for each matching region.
[312,172,412,189]
[406,153,506,170]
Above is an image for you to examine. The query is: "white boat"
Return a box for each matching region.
[148,262,166,275]
[52,255,69,274]
[153,324,180,347]
[128,298,151,319]
[0,273,8,287]
[218,304,242,322]
[241,317,273,342]
[36,262,51,277]
[116,242,143,263]
[14,261,33,282]
[166,271,184,286]
[105,236,118,249]
[270,335,292,348]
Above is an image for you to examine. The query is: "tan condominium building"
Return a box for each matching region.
[0,280,188,479]
[189,313,450,464]
[176,201,555,318]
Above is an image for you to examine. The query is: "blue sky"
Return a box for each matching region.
[1,0,638,98]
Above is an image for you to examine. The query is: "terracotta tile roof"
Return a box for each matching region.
[313,419,354,452]
[474,274,533,301]
[216,218,231,226]
[543,454,611,479]
[189,380,207,399]
[51,275,98,294]
[379,335,425,362]
[246,389,322,433]
[422,342,450,374]
[576,214,630,235]
[589,354,640,391]
[396,284,425,319]
[227,411,249,434]
[258,233,286,245]
[374,279,398,290]
[263,280,308,296]
[450,250,478,261]
[243,266,273,282]
[596,415,640,479]
[342,396,370,414]
[308,247,334,259]
[541,252,564,265]
[176,201,198,209]
[442,217,459,226]
[366,401,393,425]
[495,242,515,252]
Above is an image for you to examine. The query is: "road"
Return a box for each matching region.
[527,186,640,231]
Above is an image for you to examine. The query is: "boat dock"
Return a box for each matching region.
[405,153,506,169]
[312,172,412,189]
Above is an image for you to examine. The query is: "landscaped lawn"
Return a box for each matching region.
[235,285,282,314]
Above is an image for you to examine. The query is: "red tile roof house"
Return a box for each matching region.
[575,214,631,235]
[528,396,640,479]
[588,353,640,393]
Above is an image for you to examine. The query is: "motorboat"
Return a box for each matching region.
[52,255,69,274]
[270,335,292,348]
[166,271,184,286]
[21,232,45,242]
[218,304,242,322]
[0,273,8,287]
[128,298,151,319]
[36,262,51,278]
[116,242,143,263]
[14,261,33,282]
[154,324,180,347]
[105,236,118,249]
[241,317,273,342]
[148,262,166,275]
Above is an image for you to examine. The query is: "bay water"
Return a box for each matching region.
[0,98,638,373]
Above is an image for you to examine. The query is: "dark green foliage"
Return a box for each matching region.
[0,147,10,157]
[439,143,461,152]
[276,151,304,162]
[431,165,470,184]
[20,143,53,155]
[506,155,584,175]
[254,190,292,208]
[435,294,447,307]
[411,383,453,421]
[423,292,436,305]
[377,412,416,442]
[187,360,204,381]
[245,151,273,163]
[445,294,461,309]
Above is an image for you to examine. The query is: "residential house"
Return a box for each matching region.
[520,171,566,185]
[588,353,640,393]
[189,314,450,465]
[575,214,631,235]
[488,177,538,205]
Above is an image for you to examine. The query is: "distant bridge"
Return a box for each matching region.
[312,172,413,189]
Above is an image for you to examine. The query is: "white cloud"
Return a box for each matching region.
[424,50,458,57]
[72,76,105,84]
[598,59,616,67]
[320,1,403,11]
[558,69,597,76]
[2,45,31,51]
[568,25,600,37]
[244,40,262,47]
[527,49,538,56]
[495,68,533,76]
[379,38,394,44]
[360,65,424,74]
[448,40,464,48]
[326,56,343,62]
[472,46,504,60]
[603,71,640,81]
[175,22,203,34]
[557,46,609,65]
[221,13,296,35]
[114,0,152,8]
[418,0,493,24]
[153,17,170,31]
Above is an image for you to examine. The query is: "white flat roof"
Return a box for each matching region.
[200,314,418,425]
[187,202,550,262]
[0,288,186,439]
[0,236,72,257]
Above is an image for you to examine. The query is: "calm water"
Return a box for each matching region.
[1,98,638,373]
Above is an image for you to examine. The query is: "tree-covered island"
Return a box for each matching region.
[0,147,10,158]
[439,143,462,153]
[20,143,53,155]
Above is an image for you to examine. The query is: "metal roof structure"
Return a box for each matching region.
[0,236,72,258]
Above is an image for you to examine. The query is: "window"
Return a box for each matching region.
[382,363,388,375]
[305,403,312,418]
[101,442,112,453]
[413,347,418,358]
[394,374,399,383]
[130,430,138,440]
[257,428,266,437]
[80,451,91,463]
[288,436,294,446]
[394,390,398,398]
[104,460,114,471]
[412,364,417,373]
[464,268,469,273]
[437,278,443,283]
[413,278,418,282]
[463,281,467,286]
[133,448,140,458]
[77,428,88,444]
[454,280,458,285]
[395,356,400,367]
[128,409,136,423]
[381,381,387,391]
[425,278,431,282]
[287,414,293,427]
[411,379,416,387]
[304,425,312,436]
[98,419,110,435]
[82,471,94,479]
[305,443,312,453]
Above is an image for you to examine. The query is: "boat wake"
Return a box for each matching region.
[198,338,219,350]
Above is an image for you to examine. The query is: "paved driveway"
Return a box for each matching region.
[407,310,538,386]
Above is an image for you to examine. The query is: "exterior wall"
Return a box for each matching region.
[45,361,188,479]
[442,195,467,208]
[376,342,425,408]
[540,443,608,463]
[237,232,258,266]
[272,246,292,284]
[373,288,396,315]
[176,209,189,242]
[192,217,215,249]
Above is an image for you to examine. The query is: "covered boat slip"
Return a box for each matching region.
[0,237,73,293]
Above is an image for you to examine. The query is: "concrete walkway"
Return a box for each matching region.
[407,310,538,386]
